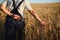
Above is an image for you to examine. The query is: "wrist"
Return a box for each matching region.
[38,19,43,23]
[8,13,14,17]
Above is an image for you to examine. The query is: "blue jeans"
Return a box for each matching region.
[5,15,25,40]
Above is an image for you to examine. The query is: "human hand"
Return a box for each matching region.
[11,14,21,20]
[39,21,46,29]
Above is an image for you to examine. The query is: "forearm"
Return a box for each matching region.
[28,10,42,22]
[1,6,13,16]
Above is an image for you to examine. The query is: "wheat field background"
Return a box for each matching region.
[0,3,60,40]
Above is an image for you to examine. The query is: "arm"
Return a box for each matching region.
[1,5,21,20]
[1,1,13,16]
[1,5,13,16]
[25,0,46,26]
[28,10,46,26]
[1,1,21,20]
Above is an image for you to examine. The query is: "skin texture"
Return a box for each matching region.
[1,0,46,28]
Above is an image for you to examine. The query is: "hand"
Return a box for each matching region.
[11,14,21,20]
[39,21,46,28]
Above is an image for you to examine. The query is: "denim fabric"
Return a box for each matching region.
[5,16,25,40]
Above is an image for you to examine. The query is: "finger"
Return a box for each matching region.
[18,17,21,19]
[14,16,18,19]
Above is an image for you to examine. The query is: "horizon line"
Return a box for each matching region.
[29,1,60,4]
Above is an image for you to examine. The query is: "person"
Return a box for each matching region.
[1,0,46,40]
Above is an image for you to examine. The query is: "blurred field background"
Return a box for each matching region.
[0,3,60,40]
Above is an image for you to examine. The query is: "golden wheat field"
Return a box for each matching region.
[0,3,60,40]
